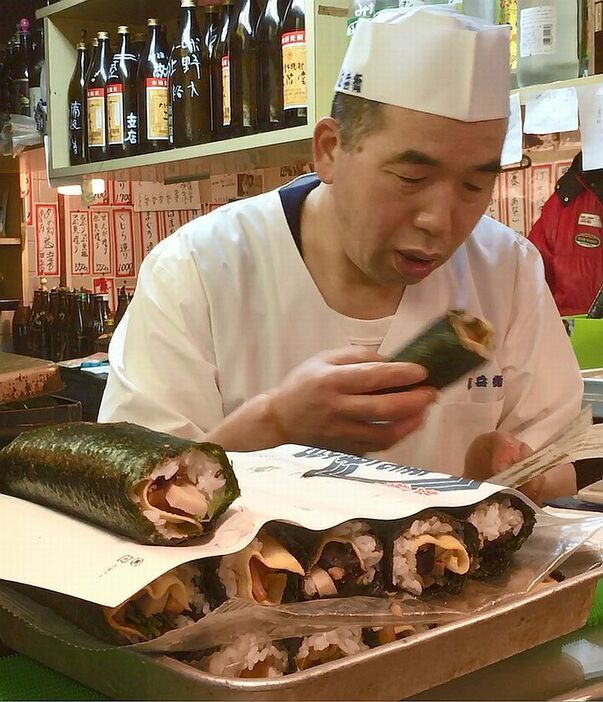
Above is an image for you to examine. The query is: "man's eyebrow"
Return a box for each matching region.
[386,150,502,174]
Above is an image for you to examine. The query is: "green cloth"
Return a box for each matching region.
[0,654,109,701]
[587,578,603,628]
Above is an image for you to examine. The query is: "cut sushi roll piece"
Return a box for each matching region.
[0,422,239,544]
[302,521,384,599]
[388,512,479,596]
[390,310,492,390]
[203,533,305,608]
[191,634,290,679]
[289,627,369,671]
[362,601,428,647]
[467,495,536,577]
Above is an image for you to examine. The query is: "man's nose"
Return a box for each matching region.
[412,183,455,240]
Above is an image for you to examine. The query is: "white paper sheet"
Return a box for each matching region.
[524,88,579,135]
[501,92,523,167]
[578,82,603,171]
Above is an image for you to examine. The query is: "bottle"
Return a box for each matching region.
[203,5,221,133]
[28,288,50,359]
[11,19,32,116]
[85,36,99,86]
[281,0,307,127]
[138,18,171,153]
[211,0,235,140]
[256,0,285,132]
[114,284,130,328]
[29,25,45,127]
[133,32,147,61]
[68,42,88,165]
[225,0,259,137]
[517,0,579,87]
[72,291,92,357]
[170,0,211,147]
[106,26,139,158]
[11,305,31,356]
[86,31,111,162]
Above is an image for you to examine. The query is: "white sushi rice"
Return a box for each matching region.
[217,538,263,599]
[392,516,453,596]
[296,627,368,667]
[303,521,383,596]
[468,498,524,546]
[195,633,289,678]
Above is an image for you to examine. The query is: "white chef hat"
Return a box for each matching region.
[334,5,510,122]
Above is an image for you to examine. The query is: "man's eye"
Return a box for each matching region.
[464,183,483,193]
[397,175,425,184]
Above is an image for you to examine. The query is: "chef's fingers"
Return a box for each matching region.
[337,387,436,422]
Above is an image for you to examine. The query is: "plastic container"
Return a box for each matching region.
[517,0,579,86]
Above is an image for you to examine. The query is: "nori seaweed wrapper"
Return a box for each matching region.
[461,494,536,578]
[383,510,480,596]
[390,310,492,390]
[0,421,239,545]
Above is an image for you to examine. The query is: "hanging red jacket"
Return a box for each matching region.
[529,153,603,316]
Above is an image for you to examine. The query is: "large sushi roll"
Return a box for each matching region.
[466,495,536,577]
[190,634,290,679]
[0,422,239,544]
[300,521,384,599]
[201,532,305,608]
[12,563,209,645]
[387,512,479,596]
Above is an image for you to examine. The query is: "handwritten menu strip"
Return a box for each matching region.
[486,178,502,221]
[112,208,135,277]
[112,179,133,206]
[91,210,113,276]
[503,170,527,237]
[529,165,553,231]
[163,210,180,237]
[69,211,91,275]
[132,180,201,212]
[35,204,59,276]
[138,211,161,261]
[89,188,110,207]
[20,171,33,225]
[93,277,116,312]
[554,160,573,184]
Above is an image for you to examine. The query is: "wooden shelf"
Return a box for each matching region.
[0,239,21,246]
[38,0,348,184]
[513,73,603,104]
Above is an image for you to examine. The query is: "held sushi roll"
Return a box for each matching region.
[202,532,305,608]
[289,627,369,671]
[191,634,290,679]
[388,512,479,596]
[466,495,536,577]
[390,310,492,390]
[0,422,239,544]
[301,521,384,599]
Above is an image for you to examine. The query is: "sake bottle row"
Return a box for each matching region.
[68,0,307,165]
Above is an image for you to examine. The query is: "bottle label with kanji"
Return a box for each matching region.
[145,77,169,140]
[282,31,307,110]
[107,84,125,145]
[87,88,106,147]
[221,55,231,126]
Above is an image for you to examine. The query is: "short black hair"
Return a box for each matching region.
[330,92,385,151]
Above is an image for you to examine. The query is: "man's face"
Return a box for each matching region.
[330,105,508,287]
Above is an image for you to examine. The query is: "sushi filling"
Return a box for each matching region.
[104,564,203,642]
[131,449,227,539]
[392,516,470,596]
[295,627,368,671]
[218,536,304,605]
[303,521,383,598]
[468,498,525,548]
[196,634,289,679]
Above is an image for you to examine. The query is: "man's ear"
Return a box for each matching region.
[312,117,342,185]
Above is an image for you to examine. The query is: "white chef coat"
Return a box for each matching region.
[98,184,583,476]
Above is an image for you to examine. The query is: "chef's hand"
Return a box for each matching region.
[208,346,436,455]
[266,346,437,455]
[464,431,545,504]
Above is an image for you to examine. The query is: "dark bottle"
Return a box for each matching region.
[28,289,50,359]
[0,50,11,117]
[133,32,146,61]
[11,18,32,116]
[85,36,98,86]
[138,18,171,153]
[89,293,106,344]
[72,291,92,358]
[170,0,211,147]
[211,0,235,140]
[86,31,112,162]
[281,0,307,126]
[203,5,221,133]
[107,26,139,158]
[29,25,45,125]
[11,305,31,356]
[68,42,88,165]
[256,0,285,132]
[587,283,603,318]
[114,284,130,328]
[226,0,259,138]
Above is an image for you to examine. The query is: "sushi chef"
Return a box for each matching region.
[99,6,582,504]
